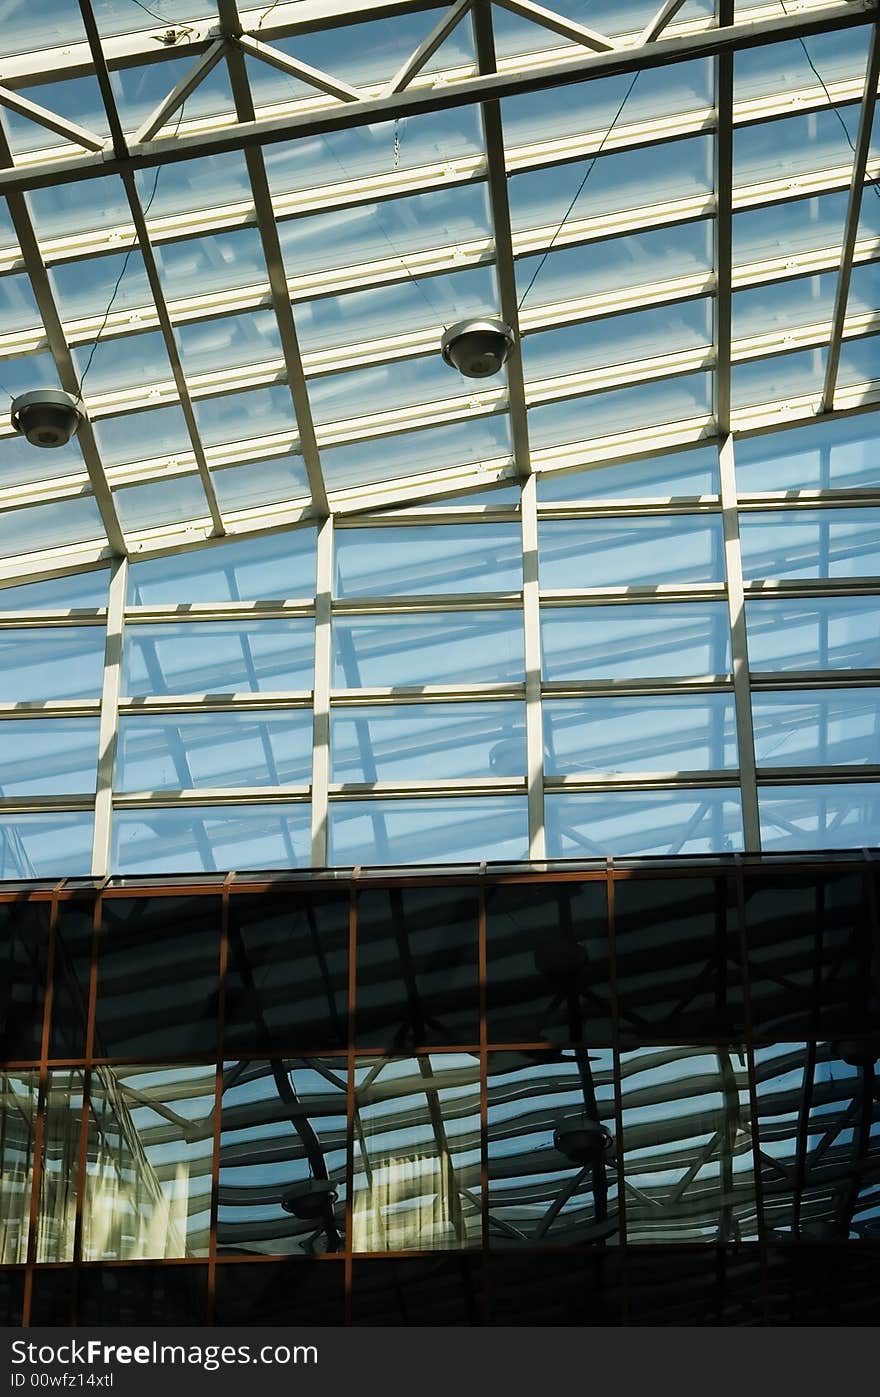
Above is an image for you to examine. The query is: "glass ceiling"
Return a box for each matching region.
[0,0,877,574]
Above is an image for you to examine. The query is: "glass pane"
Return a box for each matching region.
[333,703,526,782]
[0,628,104,700]
[355,887,479,1049]
[539,517,724,588]
[329,798,529,865]
[82,1065,215,1261]
[333,612,524,688]
[352,1055,481,1252]
[213,1260,344,1326]
[36,1069,83,1263]
[111,804,311,874]
[740,509,880,580]
[516,221,712,312]
[485,880,611,1045]
[753,690,880,767]
[0,814,93,878]
[546,790,744,857]
[0,570,108,611]
[334,525,522,597]
[123,620,314,695]
[487,1051,618,1247]
[544,695,737,773]
[0,720,98,795]
[759,784,880,850]
[541,604,731,680]
[522,300,712,384]
[0,900,50,1061]
[224,892,349,1055]
[735,416,880,492]
[218,1059,347,1258]
[746,597,880,671]
[321,415,512,494]
[0,1072,38,1264]
[537,446,718,501]
[620,1047,756,1243]
[117,712,313,790]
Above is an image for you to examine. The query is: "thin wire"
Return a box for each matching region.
[128,0,175,23]
[78,101,187,391]
[516,70,641,312]
[256,0,285,33]
[779,0,880,201]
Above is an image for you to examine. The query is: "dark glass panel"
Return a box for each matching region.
[37,1069,84,1263]
[756,1040,880,1241]
[486,1051,619,1248]
[355,887,479,1050]
[766,1244,880,1325]
[213,1259,345,1325]
[224,892,348,1055]
[485,881,611,1045]
[744,872,875,1037]
[95,897,221,1058]
[624,1247,764,1325]
[29,1267,74,1325]
[0,1268,23,1325]
[51,894,95,1059]
[614,876,743,1041]
[350,1257,483,1325]
[488,1252,620,1326]
[76,1263,208,1326]
[217,1059,347,1259]
[0,1071,37,1265]
[0,898,50,1061]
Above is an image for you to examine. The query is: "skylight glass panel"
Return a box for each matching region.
[740,508,880,579]
[0,272,39,335]
[335,523,522,598]
[544,696,738,774]
[133,149,253,225]
[333,611,525,689]
[114,474,211,533]
[522,299,713,382]
[112,805,311,875]
[733,27,870,100]
[734,104,863,190]
[753,690,880,768]
[539,516,724,589]
[760,785,880,850]
[329,798,529,866]
[545,790,744,859]
[212,453,311,515]
[508,136,714,234]
[732,269,849,343]
[266,109,484,200]
[0,349,62,399]
[0,497,105,559]
[516,221,713,311]
[117,712,314,791]
[320,414,512,494]
[27,175,131,243]
[123,620,314,696]
[0,629,105,701]
[50,250,151,322]
[92,402,191,467]
[0,0,88,56]
[492,1,712,59]
[538,445,719,500]
[156,226,269,301]
[332,703,527,782]
[308,352,474,428]
[111,54,236,134]
[0,814,93,879]
[732,348,825,412]
[70,330,175,396]
[194,384,297,450]
[836,331,880,390]
[0,720,99,796]
[541,603,731,681]
[746,596,880,671]
[528,373,712,451]
[174,309,285,379]
[733,191,852,269]
[735,417,880,492]
[93,0,215,40]
[0,570,108,610]
[127,530,316,604]
[3,75,109,158]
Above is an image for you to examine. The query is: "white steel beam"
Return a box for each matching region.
[235,34,364,103]
[719,434,761,851]
[382,0,474,96]
[91,555,126,877]
[521,473,547,859]
[822,16,880,411]
[133,40,229,144]
[715,1,734,437]
[639,0,692,46]
[310,517,333,866]
[0,1,870,194]
[0,84,105,151]
[492,0,614,52]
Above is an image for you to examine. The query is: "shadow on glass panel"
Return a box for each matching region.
[486,1050,618,1248]
[352,1056,481,1253]
[0,898,50,1061]
[224,892,349,1055]
[77,1264,209,1326]
[766,1244,880,1325]
[95,898,222,1058]
[81,1065,215,1262]
[217,1059,347,1259]
[744,873,875,1037]
[488,1252,620,1326]
[51,894,95,1059]
[351,1257,483,1325]
[755,1039,880,1242]
[620,1046,757,1245]
[355,887,479,1049]
[0,1268,23,1325]
[485,881,611,1046]
[614,876,744,1042]
[624,1247,763,1326]
[213,1259,345,1326]
[0,1071,37,1266]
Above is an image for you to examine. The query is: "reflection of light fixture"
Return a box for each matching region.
[553,1118,614,1165]
[440,318,515,378]
[281,1179,338,1219]
[834,1039,880,1068]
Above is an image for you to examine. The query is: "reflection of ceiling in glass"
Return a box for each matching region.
[1,0,879,576]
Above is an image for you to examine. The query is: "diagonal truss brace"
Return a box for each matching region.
[492,0,615,53]
[134,39,228,144]
[639,0,692,46]
[236,33,364,103]
[382,0,475,97]
[0,84,105,151]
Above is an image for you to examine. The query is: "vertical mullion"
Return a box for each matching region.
[715,0,734,438]
[522,475,546,859]
[720,436,760,850]
[91,557,127,878]
[311,517,334,867]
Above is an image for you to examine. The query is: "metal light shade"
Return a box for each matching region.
[440,318,515,378]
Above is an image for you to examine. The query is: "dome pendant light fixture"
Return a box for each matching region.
[440,318,515,378]
[10,389,84,448]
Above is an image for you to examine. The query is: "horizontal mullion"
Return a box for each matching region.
[331,593,523,613]
[117,692,314,713]
[330,684,525,704]
[125,601,315,622]
[750,669,880,689]
[0,793,94,812]
[540,584,728,604]
[756,765,880,785]
[545,770,740,792]
[541,676,733,697]
[0,609,107,626]
[737,489,880,509]
[112,787,311,808]
[328,778,526,799]
[538,497,721,517]
[0,700,101,718]
[743,578,880,597]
